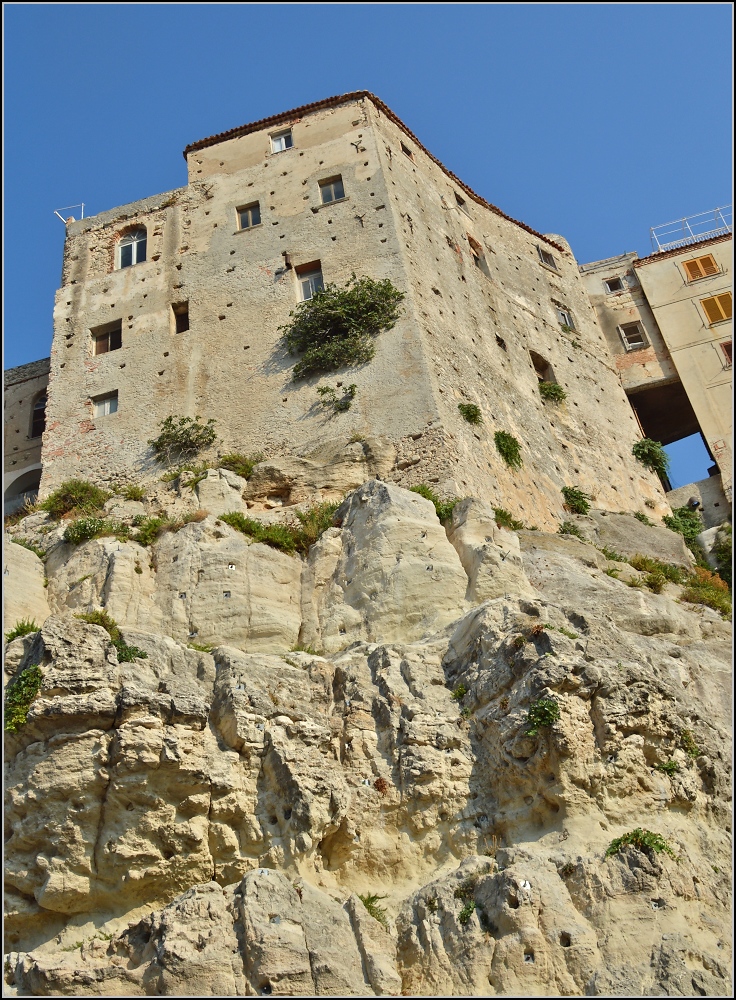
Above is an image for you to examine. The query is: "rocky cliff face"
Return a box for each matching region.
[3,479,732,996]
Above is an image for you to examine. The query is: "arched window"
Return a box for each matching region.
[529,351,554,383]
[30,393,47,438]
[117,228,147,269]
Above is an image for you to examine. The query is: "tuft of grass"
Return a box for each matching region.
[644,570,667,594]
[680,567,731,618]
[74,610,148,662]
[63,518,129,545]
[525,697,560,737]
[458,402,483,425]
[187,642,213,653]
[605,567,620,578]
[451,684,467,701]
[4,499,40,527]
[409,484,459,523]
[599,545,627,562]
[221,502,339,557]
[4,663,43,732]
[134,516,170,547]
[558,520,584,540]
[290,644,321,655]
[458,900,476,925]
[680,729,700,758]
[11,537,46,559]
[5,618,40,644]
[538,381,567,403]
[39,480,110,520]
[655,760,680,776]
[122,484,146,501]
[358,893,388,927]
[605,828,677,860]
[634,511,654,526]
[218,453,263,480]
[561,486,591,515]
[628,555,684,584]
[494,430,523,470]
[494,507,525,530]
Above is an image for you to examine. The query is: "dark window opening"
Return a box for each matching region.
[118,228,147,268]
[172,302,189,333]
[555,305,575,330]
[295,260,324,301]
[31,394,47,438]
[238,202,261,229]
[530,351,554,382]
[496,335,507,351]
[719,340,732,367]
[319,176,345,204]
[400,142,414,160]
[619,321,647,351]
[93,321,122,355]
[604,276,624,293]
[538,246,557,270]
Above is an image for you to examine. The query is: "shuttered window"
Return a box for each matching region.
[701,293,732,325]
[683,254,719,281]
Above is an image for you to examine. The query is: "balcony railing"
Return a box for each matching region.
[650,206,732,253]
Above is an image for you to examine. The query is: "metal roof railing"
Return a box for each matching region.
[650,205,731,253]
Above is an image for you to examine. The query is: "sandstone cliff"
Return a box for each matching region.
[3,479,732,996]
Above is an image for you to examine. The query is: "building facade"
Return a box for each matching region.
[4,359,50,514]
[29,93,670,529]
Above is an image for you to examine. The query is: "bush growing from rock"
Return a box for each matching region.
[63,518,128,545]
[525,697,560,737]
[74,610,148,662]
[561,486,591,515]
[494,431,523,470]
[458,402,482,424]
[605,828,676,860]
[40,480,110,519]
[632,438,670,479]
[409,484,459,523]
[149,415,217,464]
[218,453,263,480]
[538,382,567,403]
[5,618,40,644]
[4,663,43,733]
[358,893,388,926]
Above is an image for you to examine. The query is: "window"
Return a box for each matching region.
[401,142,414,160]
[467,235,490,277]
[604,276,624,293]
[719,341,732,367]
[555,305,575,329]
[619,321,647,351]
[271,129,293,153]
[701,293,732,325]
[319,176,345,204]
[117,228,147,269]
[295,261,324,301]
[92,321,122,355]
[530,351,554,382]
[683,254,719,282]
[455,192,470,216]
[30,393,46,438]
[172,302,189,333]
[92,391,118,417]
[537,246,557,270]
[237,202,261,229]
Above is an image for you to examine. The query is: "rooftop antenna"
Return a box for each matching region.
[53,203,85,224]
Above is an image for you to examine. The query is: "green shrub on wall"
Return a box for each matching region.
[494,431,522,470]
[632,438,670,479]
[280,274,405,380]
[561,486,591,515]
[149,416,217,464]
[458,403,483,425]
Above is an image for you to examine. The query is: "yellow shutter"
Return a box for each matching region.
[716,293,732,319]
[700,254,718,276]
[684,259,704,281]
[701,297,723,323]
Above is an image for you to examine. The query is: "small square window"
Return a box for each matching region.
[555,306,575,330]
[604,277,624,293]
[619,321,647,351]
[401,142,414,160]
[172,302,189,333]
[271,129,293,153]
[319,176,345,204]
[683,254,719,282]
[455,192,470,216]
[701,293,732,325]
[719,340,732,367]
[92,391,118,417]
[92,321,122,355]
[537,246,558,270]
[237,202,261,229]
[295,260,324,301]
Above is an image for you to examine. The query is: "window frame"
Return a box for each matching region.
[92,321,123,356]
[683,254,719,282]
[700,292,732,325]
[537,245,558,271]
[400,142,414,161]
[555,305,575,330]
[30,392,47,439]
[718,340,732,368]
[237,202,261,230]
[318,176,346,205]
[270,129,293,153]
[618,321,648,352]
[92,391,119,417]
[116,228,147,269]
[604,276,625,294]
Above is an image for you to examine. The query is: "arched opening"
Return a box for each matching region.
[30,392,47,438]
[529,351,555,383]
[4,468,42,515]
[117,227,147,269]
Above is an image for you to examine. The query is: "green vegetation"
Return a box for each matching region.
[538,381,567,403]
[317,383,357,414]
[525,697,560,737]
[187,642,213,653]
[680,567,731,618]
[458,402,483,424]
[458,900,476,925]
[454,873,481,901]
[221,502,339,557]
[218,453,263,480]
[643,570,667,594]
[547,624,578,639]
[426,896,438,914]
[409,484,459,523]
[655,760,680,776]
[711,523,732,588]
[63,517,129,545]
[604,567,620,578]
[494,507,525,530]
[451,684,468,701]
[634,511,654,526]
[159,461,208,484]
[680,729,700,758]
[4,663,43,733]
[11,537,46,559]
[460,707,472,719]
[132,511,208,547]
[561,486,591,515]
[558,520,584,540]
[4,499,39,527]
[605,828,676,860]
[358,893,388,927]
[599,545,626,562]
[149,415,217,464]
[5,618,39,644]
[632,438,670,479]
[74,610,148,662]
[628,555,684,584]
[662,506,703,552]
[290,644,322,655]
[122,484,146,501]
[494,430,523,470]
[40,480,109,519]
[281,274,405,380]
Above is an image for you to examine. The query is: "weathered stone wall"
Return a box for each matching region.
[40,94,668,529]
[4,359,50,512]
[667,474,730,530]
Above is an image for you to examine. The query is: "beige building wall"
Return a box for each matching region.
[634,235,732,498]
[4,359,50,514]
[40,93,667,529]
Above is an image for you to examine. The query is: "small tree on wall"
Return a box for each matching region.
[280,274,405,380]
[632,438,670,480]
[148,415,217,465]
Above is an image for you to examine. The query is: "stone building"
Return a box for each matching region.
[4,358,50,514]
[581,212,732,527]
[29,93,670,528]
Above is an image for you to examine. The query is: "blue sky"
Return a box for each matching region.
[4,3,732,483]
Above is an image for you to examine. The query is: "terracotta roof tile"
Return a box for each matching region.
[634,232,732,267]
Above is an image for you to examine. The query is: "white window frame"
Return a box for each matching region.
[319,176,345,205]
[298,268,324,301]
[117,229,147,269]
[555,306,575,329]
[537,246,558,270]
[271,129,293,153]
[237,202,261,229]
[604,276,624,294]
[92,392,119,417]
[618,321,648,351]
